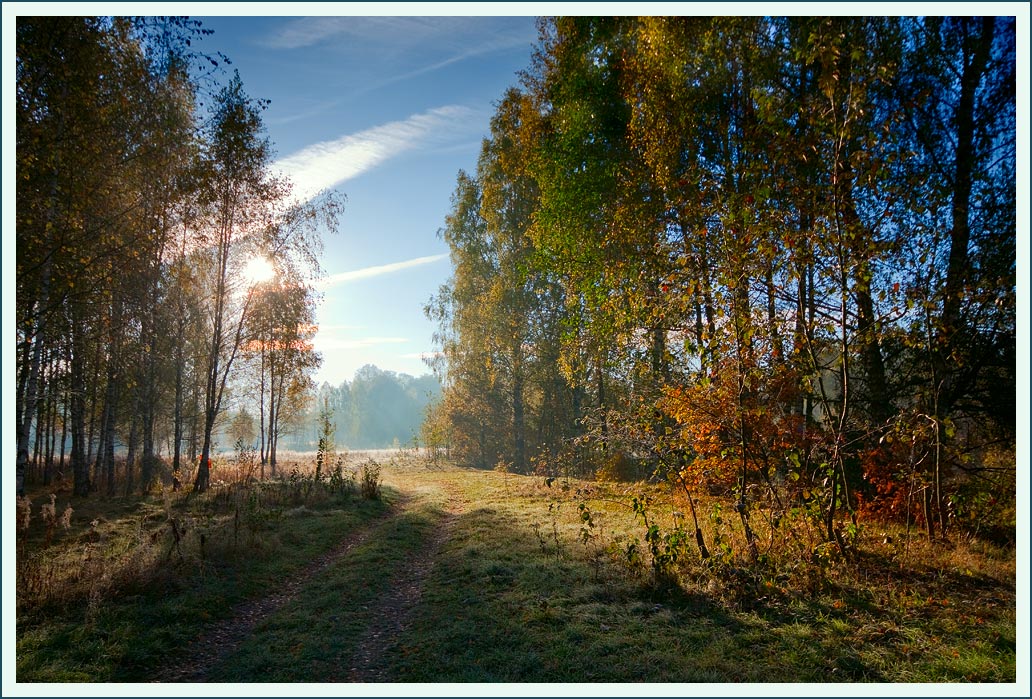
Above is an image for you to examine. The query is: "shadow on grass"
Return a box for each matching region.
[199,498,450,682]
[384,505,754,683]
[17,486,392,682]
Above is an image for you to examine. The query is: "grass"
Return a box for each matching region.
[380,465,1016,683]
[205,488,450,682]
[16,458,389,682]
[15,453,1017,684]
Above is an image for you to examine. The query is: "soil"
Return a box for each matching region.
[345,503,459,682]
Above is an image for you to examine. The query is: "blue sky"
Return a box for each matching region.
[191,13,540,386]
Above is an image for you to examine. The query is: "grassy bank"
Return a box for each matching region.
[380,467,1015,683]
[16,460,390,682]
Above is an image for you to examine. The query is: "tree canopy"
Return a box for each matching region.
[428,16,1016,548]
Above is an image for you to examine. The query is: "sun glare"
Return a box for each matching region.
[243,256,276,285]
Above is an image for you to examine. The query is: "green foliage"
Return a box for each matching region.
[359,460,382,500]
[419,397,450,466]
[426,90,581,472]
[947,450,1017,544]
[426,15,1015,561]
[284,465,331,505]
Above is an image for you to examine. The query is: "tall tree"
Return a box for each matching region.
[899,17,1016,535]
[16,17,201,497]
[427,172,509,467]
[192,72,284,492]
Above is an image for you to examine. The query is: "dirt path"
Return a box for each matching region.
[345,489,463,682]
[156,480,463,683]
[155,502,399,683]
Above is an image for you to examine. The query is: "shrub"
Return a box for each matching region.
[328,456,356,498]
[360,460,382,500]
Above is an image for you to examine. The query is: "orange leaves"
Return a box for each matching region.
[659,360,813,496]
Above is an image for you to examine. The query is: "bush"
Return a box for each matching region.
[360,460,382,500]
[328,456,356,498]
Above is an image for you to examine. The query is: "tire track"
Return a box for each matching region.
[345,486,464,682]
[155,501,399,683]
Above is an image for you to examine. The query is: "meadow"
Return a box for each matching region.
[15,450,1016,684]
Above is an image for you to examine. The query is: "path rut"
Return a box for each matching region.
[157,482,462,683]
[345,491,462,682]
[156,502,396,683]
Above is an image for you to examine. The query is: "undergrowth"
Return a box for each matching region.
[389,466,1015,683]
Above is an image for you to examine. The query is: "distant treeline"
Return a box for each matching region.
[226,365,441,452]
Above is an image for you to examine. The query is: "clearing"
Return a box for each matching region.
[15,452,1017,684]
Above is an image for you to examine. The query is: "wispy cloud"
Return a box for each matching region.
[350,32,536,95]
[317,254,447,289]
[265,16,517,51]
[272,105,476,202]
[264,16,356,49]
[262,17,535,97]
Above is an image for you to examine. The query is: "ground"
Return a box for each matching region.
[14,451,1019,685]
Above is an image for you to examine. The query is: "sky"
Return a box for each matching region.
[185,11,541,387]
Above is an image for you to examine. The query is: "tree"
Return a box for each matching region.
[427,173,508,467]
[428,95,578,473]
[192,72,284,493]
[896,17,1016,536]
[426,15,1015,548]
[228,408,257,447]
[246,279,321,474]
[15,16,342,499]
[16,17,202,497]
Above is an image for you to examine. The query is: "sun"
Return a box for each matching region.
[242,256,276,285]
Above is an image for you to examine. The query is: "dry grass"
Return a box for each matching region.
[379,460,1016,682]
